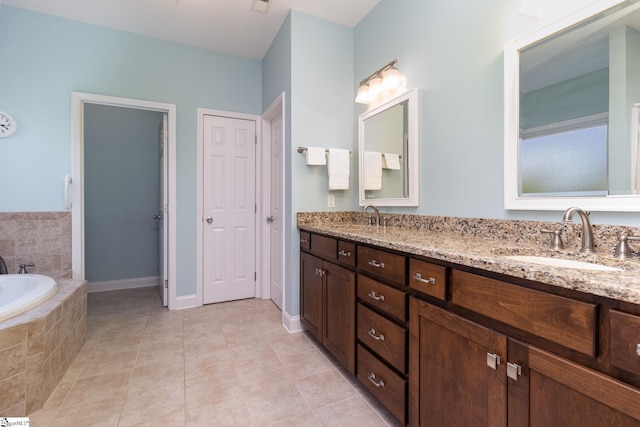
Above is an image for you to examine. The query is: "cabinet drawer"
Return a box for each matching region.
[357,246,406,285]
[337,241,356,266]
[610,310,640,376]
[357,344,406,425]
[409,258,447,300]
[357,304,407,373]
[358,275,407,321]
[310,234,337,260]
[451,270,597,356]
[299,231,310,250]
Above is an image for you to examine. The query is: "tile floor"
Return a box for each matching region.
[28,287,402,426]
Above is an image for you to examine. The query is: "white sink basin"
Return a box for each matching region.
[505,255,623,272]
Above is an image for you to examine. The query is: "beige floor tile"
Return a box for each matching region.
[185,372,246,409]
[123,408,185,427]
[78,349,138,379]
[234,356,291,394]
[91,334,142,356]
[51,398,123,427]
[277,349,335,380]
[268,331,317,359]
[185,395,254,427]
[184,352,235,381]
[136,341,183,367]
[244,382,311,425]
[27,407,58,426]
[312,396,387,427]
[295,370,358,409]
[118,379,185,426]
[129,359,184,389]
[266,411,321,427]
[61,372,130,409]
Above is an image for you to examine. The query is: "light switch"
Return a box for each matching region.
[328,194,335,208]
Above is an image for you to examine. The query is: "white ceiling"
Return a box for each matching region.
[2,0,380,59]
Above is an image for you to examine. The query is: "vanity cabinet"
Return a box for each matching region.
[300,236,356,374]
[409,270,640,427]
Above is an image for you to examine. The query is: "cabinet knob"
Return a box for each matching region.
[413,272,436,285]
[636,344,640,357]
[507,362,522,381]
[487,353,501,370]
[338,250,351,257]
[367,373,385,388]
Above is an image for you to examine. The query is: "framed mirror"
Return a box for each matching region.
[359,89,419,206]
[504,0,640,211]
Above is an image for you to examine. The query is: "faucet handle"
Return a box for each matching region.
[18,263,35,274]
[614,234,640,258]
[541,229,564,250]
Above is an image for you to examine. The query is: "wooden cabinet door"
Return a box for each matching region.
[522,345,640,426]
[323,262,356,374]
[409,297,508,427]
[300,252,323,340]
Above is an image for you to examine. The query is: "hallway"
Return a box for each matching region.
[29,287,400,426]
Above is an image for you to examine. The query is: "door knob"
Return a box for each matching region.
[266,216,274,223]
[206,217,213,224]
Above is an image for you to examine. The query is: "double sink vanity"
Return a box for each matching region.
[298,211,640,426]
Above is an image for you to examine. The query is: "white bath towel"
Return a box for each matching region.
[364,151,382,190]
[305,147,326,165]
[382,153,401,170]
[327,148,350,190]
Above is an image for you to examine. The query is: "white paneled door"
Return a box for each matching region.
[269,109,284,310]
[203,115,256,304]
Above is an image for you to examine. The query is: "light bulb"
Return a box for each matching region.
[382,65,401,90]
[368,75,383,97]
[355,83,371,104]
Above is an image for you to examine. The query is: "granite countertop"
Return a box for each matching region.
[298,213,640,306]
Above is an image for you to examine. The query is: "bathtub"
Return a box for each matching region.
[0,274,57,321]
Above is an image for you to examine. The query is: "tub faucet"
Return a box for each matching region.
[0,256,7,274]
[562,207,595,253]
[363,204,380,226]
[19,263,35,274]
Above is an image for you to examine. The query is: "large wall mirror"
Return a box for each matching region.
[359,89,419,206]
[504,0,640,211]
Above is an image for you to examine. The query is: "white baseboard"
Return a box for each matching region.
[282,310,305,334]
[176,294,198,310]
[88,276,159,293]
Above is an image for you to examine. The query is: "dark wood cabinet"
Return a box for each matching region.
[409,297,508,427]
[300,242,356,374]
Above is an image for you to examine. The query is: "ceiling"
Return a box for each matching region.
[2,0,380,59]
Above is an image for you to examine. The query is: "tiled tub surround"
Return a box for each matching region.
[0,212,72,277]
[0,278,87,416]
[297,212,640,305]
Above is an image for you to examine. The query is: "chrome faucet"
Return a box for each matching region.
[18,263,34,274]
[0,256,7,274]
[562,207,595,253]
[363,204,380,227]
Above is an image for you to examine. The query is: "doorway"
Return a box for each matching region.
[71,92,177,309]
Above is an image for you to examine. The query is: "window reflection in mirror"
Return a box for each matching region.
[505,0,640,210]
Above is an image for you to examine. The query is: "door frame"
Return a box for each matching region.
[260,94,286,308]
[196,108,262,307]
[71,92,178,309]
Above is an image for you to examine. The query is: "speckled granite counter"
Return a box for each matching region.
[298,212,640,305]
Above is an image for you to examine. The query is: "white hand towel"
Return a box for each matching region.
[305,147,326,165]
[327,148,350,190]
[382,153,401,170]
[364,151,382,190]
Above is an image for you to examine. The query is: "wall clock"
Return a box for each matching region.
[0,111,17,138]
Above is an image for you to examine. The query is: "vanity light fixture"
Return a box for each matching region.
[355,59,402,104]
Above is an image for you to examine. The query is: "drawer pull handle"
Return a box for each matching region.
[367,291,385,301]
[413,272,436,285]
[338,250,352,257]
[636,344,640,357]
[300,239,308,243]
[367,373,385,388]
[487,353,501,370]
[368,329,385,341]
[368,260,385,268]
